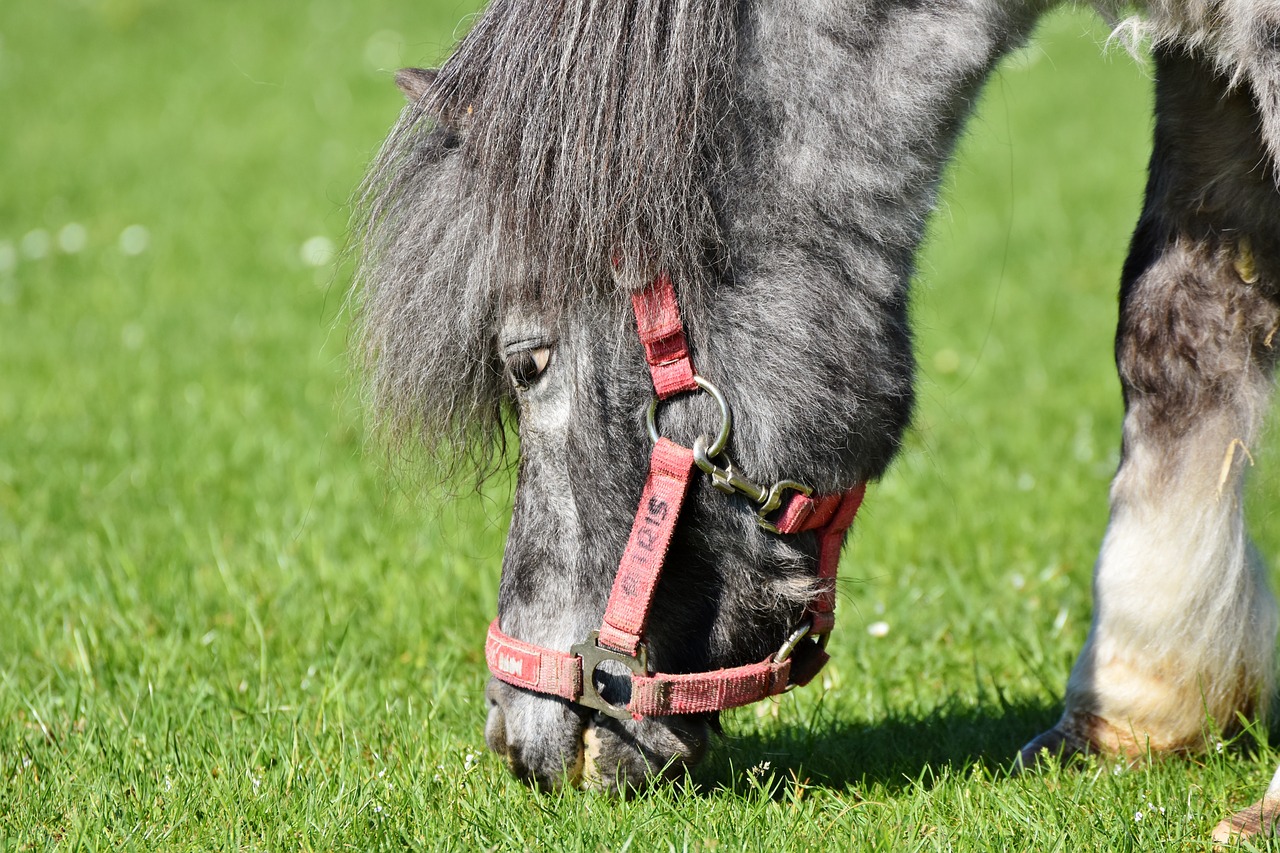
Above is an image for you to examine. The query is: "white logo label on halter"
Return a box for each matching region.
[498,653,525,677]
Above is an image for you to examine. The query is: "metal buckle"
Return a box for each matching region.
[692,437,814,534]
[773,619,830,691]
[754,480,814,534]
[693,437,766,502]
[646,374,732,457]
[647,374,816,534]
[570,632,648,720]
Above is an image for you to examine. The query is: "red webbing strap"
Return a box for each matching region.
[809,484,866,635]
[485,619,582,702]
[485,478,869,714]
[772,493,842,535]
[486,618,793,716]
[631,271,698,399]
[630,656,792,716]
[596,438,697,657]
[769,483,868,688]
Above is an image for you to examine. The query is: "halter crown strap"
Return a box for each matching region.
[486,272,867,718]
[631,271,699,399]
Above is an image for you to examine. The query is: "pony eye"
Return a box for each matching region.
[505,346,551,390]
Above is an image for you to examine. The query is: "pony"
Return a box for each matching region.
[353,0,1280,841]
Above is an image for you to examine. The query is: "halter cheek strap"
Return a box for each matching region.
[485,272,866,718]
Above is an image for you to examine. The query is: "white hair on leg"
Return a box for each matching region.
[1063,407,1276,756]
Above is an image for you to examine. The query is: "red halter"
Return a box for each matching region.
[485,272,866,719]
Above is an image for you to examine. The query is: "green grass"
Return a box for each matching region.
[3,2,1280,849]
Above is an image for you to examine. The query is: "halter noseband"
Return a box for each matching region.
[485,272,866,719]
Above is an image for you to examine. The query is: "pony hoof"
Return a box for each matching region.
[1212,797,1280,846]
[1016,711,1152,772]
[1015,725,1090,773]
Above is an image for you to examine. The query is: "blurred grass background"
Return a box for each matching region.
[2,1,1278,848]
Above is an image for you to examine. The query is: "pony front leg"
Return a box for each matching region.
[1039,369,1276,760]
[1022,46,1280,769]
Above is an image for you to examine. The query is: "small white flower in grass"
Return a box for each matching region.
[119,224,150,256]
[373,804,383,813]
[58,223,87,254]
[299,235,335,268]
[463,750,479,771]
[867,621,890,638]
[21,229,50,259]
[1134,810,1143,822]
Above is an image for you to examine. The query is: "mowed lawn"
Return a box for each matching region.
[4,2,1280,849]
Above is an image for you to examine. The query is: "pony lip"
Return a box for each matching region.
[357,0,1280,823]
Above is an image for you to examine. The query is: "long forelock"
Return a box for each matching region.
[427,0,741,300]
[352,0,742,476]
[352,111,509,477]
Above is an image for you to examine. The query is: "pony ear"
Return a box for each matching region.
[395,67,438,103]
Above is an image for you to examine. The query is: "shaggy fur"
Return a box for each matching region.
[354,0,1280,819]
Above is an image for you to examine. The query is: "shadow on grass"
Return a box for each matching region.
[692,697,1062,795]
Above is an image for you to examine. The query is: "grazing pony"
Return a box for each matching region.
[354,0,1280,840]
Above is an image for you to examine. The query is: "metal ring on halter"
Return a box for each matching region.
[774,619,818,664]
[773,618,831,692]
[645,375,732,458]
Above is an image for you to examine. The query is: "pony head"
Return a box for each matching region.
[354,0,914,791]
